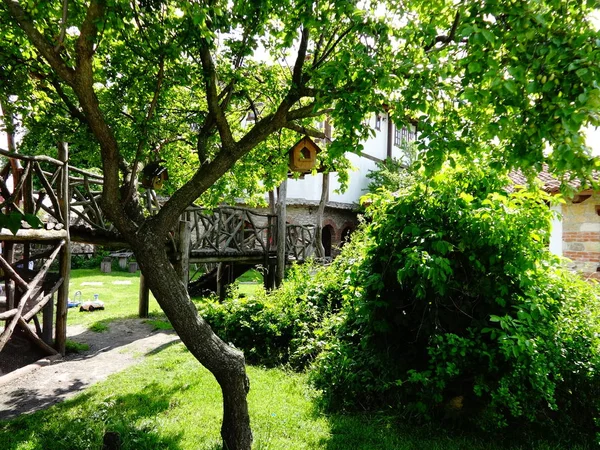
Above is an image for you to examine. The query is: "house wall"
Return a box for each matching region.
[560,193,600,277]
[286,113,413,205]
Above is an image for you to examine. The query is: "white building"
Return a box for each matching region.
[282,112,416,256]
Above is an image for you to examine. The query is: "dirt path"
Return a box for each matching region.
[0,319,179,421]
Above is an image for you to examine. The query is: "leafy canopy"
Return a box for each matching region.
[1,0,600,214]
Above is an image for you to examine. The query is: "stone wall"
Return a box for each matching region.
[561,192,600,277]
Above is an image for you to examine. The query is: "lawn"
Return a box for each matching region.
[0,341,586,450]
[67,269,162,328]
[67,268,262,331]
[1,269,588,449]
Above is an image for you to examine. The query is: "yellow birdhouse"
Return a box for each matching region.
[288,137,322,173]
[141,160,169,190]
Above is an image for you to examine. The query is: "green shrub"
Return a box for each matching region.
[71,251,109,270]
[309,165,600,439]
[200,260,346,368]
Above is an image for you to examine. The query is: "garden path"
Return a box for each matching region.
[0,319,179,421]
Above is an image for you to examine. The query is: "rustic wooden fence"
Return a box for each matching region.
[0,148,70,355]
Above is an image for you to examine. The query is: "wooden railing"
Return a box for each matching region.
[0,149,69,233]
[286,224,316,261]
[0,149,69,354]
[184,206,276,256]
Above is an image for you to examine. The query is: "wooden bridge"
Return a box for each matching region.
[0,149,318,355]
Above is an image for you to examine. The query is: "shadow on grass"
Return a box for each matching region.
[316,409,594,450]
[0,382,185,450]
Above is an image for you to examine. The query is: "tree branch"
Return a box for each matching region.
[54,0,69,51]
[2,0,75,84]
[75,0,105,77]
[292,27,310,88]
[283,122,327,139]
[424,11,461,52]
[199,40,236,151]
[313,25,355,69]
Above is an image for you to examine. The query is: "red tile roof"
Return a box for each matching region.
[508,167,593,193]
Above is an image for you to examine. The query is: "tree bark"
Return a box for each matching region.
[315,172,329,258]
[276,178,287,286]
[134,240,252,449]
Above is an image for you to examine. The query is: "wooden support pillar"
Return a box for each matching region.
[276,178,287,287]
[139,273,150,318]
[4,243,15,311]
[263,263,276,291]
[174,220,191,290]
[217,263,231,301]
[55,142,70,355]
[42,292,54,345]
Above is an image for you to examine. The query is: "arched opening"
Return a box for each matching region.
[340,226,354,246]
[322,225,334,257]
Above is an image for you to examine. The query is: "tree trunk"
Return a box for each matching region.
[315,172,329,258]
[134,238,252,450]
[276,178,287,286]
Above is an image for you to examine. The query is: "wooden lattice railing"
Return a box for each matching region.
[0,149,70,355]
[184,206,276,256]
[0,149,69,233]
[286,224,316,261]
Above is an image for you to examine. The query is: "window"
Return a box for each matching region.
[375,114,381,131]
[394,125,416,147]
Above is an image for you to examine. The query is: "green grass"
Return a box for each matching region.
[0,342,590,450]
[67,269,162,328]
[64,339,90,354]
[237,269,263,283]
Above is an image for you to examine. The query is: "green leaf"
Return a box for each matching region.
[23,213,43,229]
[4,212,23,235]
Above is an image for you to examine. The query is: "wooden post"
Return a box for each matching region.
[138,273,150,318]
[4,243,15,310]
[42,292,54,345]
[276,178,287,287]
[175,220,191,289]
[55,142,70,355]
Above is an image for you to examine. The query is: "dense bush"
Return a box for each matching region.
[199,262,345,368]
[309,165,600,436]
[70,250,110,270]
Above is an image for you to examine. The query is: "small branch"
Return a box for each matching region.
[287,104,332,121]
[199,39,236,151]
[48,77,88,125]
[283,122,326,139]
[313,25,355,69]
[126,56,166,202]
[2,0,75,84]
[292,27,310,88]
[54,0,69,51]
[424,11,461,52]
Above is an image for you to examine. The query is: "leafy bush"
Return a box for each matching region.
[309,165,600,438]
[71,250,110,270]
[199,260,347,368]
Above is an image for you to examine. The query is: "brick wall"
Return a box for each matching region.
[561,192,600,275]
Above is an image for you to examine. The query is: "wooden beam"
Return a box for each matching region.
[17,317,59,356]
[23,277,64,321]
[0,148,64,166]
[0,228,68,241]
[0,308,17,320]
